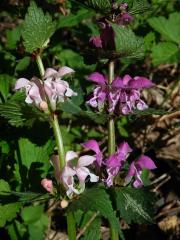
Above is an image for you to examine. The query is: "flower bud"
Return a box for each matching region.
[41,178,53,193]
[60,199,69,208]
[39,101,48,111]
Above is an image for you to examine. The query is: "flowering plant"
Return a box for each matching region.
[2,1,177,240]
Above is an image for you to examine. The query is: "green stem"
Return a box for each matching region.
[51,114,66,169]
[36,54,76,239]
[67,212,76,240]
[36,54,45,77]
[108,61,119,240]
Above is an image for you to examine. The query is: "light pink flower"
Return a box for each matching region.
[15,78,43,106]
[61,151,99,197]
[41,178,53,193]
[43,67,77,110]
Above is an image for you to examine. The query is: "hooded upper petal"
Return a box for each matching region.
[77,155,96,167]
[15,78,30,90]
[130,77,154,89]
[44,68,58,79]
[117,142,132,160]
[136,155,157,170]
[87,72,106,85]
[65,151,78,162]
[58,66,75,77]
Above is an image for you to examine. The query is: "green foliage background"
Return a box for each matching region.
[0,0,179,239]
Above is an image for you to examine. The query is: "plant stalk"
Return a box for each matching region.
[36,54,76,239]
[67,212,77,240]
[36,54,45,77]
[108,61,119,240]
[51,114,65,169]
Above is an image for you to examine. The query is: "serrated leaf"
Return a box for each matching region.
[148,12,180,45]
[151,42,179,66]
[18,138,54,170]
[0,179,11,195]
[68,187,125,239]
[112,24,144,59]
[0,74,11,101]
[129,0,150,14]
[81,216,101,240]
[84,111,107,124]
[0,202,22,227]
[22,1,56,53]
[115,187,155,224]
[0,100,47,127]
[133,108,167,116]
[76,0,111,14]
[15,56,30,72]
[57,9,94,28]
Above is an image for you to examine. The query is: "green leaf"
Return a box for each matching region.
[68,187,125,239]
[115,187,155,224]
[151,42,179,66]
[15,56,30,72]
[18,138,54,171]
[0,74,11,101]
[84,111,107,124]
[148,12,180,44]
[129,0,150,14]
[57,9,94,28]
[0,202,21,227]
[112,24,144,59]
[0,179,11,195]
[8,220,26,240]
[133,108,167,116]
[6,26,21,50]
[0,99,47,127]
[81,216,101,240]
[21,205,44,224]
[21,204,49,240]
[76,0,111,14]
[22,1,56,53]
[60,99,82,114]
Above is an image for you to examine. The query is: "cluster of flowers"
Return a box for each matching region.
[41,140,156,198]
[15,66,77,111]
[90,3,133,49]
[87,72,154,114]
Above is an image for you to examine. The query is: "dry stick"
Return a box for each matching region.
[76,212,100,239]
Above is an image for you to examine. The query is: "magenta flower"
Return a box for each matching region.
[41,178,53,193]
[116,12,133,25]
[44,67,77,110]
[15,78,43,107]
[126,155,157,188]
[89,36,102,48]
[87,72,154,115]
[61,151,99,197]
[82,139,103,167]
[105,142,132,186]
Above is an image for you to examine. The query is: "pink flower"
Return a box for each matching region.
[15,78,43,107]
[89,36,102,48]
[43,67,77,110]
[41,178,53,193]
[125,155,157,188]
[61,151,99,197]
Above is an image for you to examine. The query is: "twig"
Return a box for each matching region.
[77,212,99,239]
[153,175,171,192]
[155,206,180,219]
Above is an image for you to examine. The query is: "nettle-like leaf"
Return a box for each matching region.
[68,187,125,240]
[0,74,12,102]
[115,187,155,224]
[0,94,48,127]
[22,1,56,53]
[148,12,180,45]
[21,205,49,240]
[76,0,111,14]
[129,0,150,14]
[81,217,101,240]
[151,42,179,66]
[0,179,22,227]
[112,24,144,59]
[18,138,54,171]
[133,108,167,116]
